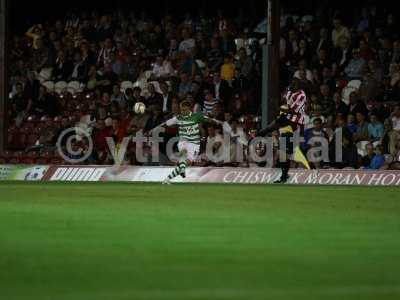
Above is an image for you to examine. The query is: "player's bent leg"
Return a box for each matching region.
[164,150,188,183]
[163,142,198,183]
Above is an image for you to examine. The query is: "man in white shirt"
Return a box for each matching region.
[152,55,174,79]
[205,126,224,165]
[392,105,400,131]
[178,29,195,54]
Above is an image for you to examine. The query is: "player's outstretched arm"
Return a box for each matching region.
[203,116,232,133]
[148,116,179,135]
[258,119,279,136]
[203,116,223,126]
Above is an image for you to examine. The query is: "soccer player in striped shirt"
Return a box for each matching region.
[259,105,310,183]
[152,100,226,184]
[284,79,307,127]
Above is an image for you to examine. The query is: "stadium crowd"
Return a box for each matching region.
[2,6,400,169]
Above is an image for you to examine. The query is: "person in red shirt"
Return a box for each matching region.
[93,119,112,163]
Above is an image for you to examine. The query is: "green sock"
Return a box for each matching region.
[167,162,187,180]
[178,161,187,175]
[168,166,181,180]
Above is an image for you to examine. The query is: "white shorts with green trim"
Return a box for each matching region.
[178,141,200,162]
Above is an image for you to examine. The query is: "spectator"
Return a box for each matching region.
[53,51,73,81]
[220,55,235,82]
[333,91,349,117]
[5,6,400,169]
[348,92,368,116]
[225,119,248,165]
[111,84,124,105]
[111,118,126,145]
[152,55,174,79]
[341,135,359,169]
[26,24,45,50]
[347,114,357,135]
[178,28,195,54]
[145,105,164,132]
[159,82,173,113]
[146,84,163,107]
[294,60,313,82]
[332,18,351,48]
[168,39,179,62]
[70,51,88,82]
[354,112,370,142]
[207,38,224,72]
[293,39,312,65]
[333,36,352,74]
[368,113,384,141]
[236,47,253,81]
[10,82,32,123]
[381,119,399,156]
[205,126,224,165]
[361,142,376,168]
[212,72,232,107]
[392,105,400,131]
[178,73,192,98]
[304,118,329,168]
[33,86,58,117]
[97,38,115,67]
[344,49,366,79]
[319,84,334,117]
[315,28,332,55]
[366,145,385,169]
[132,87,145,105]
[203,90,218,116]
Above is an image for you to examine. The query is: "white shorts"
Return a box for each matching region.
[178,141,200,162]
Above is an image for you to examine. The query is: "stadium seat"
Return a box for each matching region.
[342,80,362,105]
[356,141,370,156]
[148,81,161,93]
[42,81,55,93]
[38,68,53,83]
[68,81,84,94]
[55,81,68,94]
[347,80,362,90]
[120,81,134,93]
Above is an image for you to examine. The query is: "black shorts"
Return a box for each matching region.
[279,132,294,155]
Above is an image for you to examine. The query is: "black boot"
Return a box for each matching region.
[274,174,289,184]
[274,161,290,183]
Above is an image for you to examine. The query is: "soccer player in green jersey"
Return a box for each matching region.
[152,100,226,184]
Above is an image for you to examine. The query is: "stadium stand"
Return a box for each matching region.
[2,7,400,169]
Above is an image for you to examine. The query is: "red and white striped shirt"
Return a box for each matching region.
[284,89,307,125]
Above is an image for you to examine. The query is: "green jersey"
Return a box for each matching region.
[166,112,208,144]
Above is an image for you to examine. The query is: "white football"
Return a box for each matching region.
[134,102,146,114]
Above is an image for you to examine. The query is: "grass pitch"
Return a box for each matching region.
[0,182,399,300]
